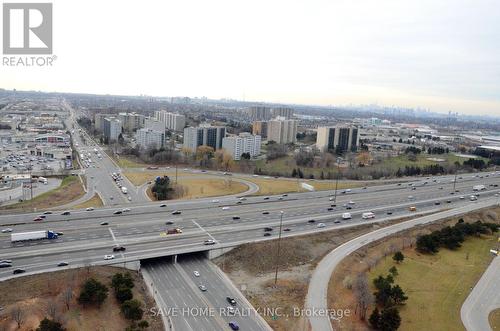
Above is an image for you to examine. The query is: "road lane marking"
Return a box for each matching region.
[192,220,217,243]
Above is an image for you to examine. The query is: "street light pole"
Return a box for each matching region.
[274,211,284,285]
[452,170,458,193]
[333,158,340,204]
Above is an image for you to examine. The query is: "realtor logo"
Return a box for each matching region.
[3,3,52,54]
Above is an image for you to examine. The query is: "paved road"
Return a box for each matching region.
[143,255,271,331]
[304,198,499,331]
[461,255,500,331]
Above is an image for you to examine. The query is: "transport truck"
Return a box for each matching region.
[473,184,486,191]
[166,228,182,235]
[11,230,58,242]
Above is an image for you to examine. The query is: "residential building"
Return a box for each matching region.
[247,106,271,121]
[103,117,122,142]
[252,121,268,138]
[154,110,186,132]
[94,113,114,132]
[144,117,165,133]
[316,126,359,153]
[183,125,226,152]
[135,128,165,149]
[118,112,144,132]
[222,133,261,160]
[271,107,294,119]
[267,117,298,144]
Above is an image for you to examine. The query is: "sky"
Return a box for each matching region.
[1,0,500,115]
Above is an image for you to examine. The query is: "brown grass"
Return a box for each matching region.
[489,309,500,330]
[149,178,248,200]
[0,266,162,331]
[123,171,199,186]
[73,193,104,210]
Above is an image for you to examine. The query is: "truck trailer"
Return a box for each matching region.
[11,230,58,242]
[473,185,486,191]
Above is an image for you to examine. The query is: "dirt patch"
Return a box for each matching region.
[73,193,104,209]
[328,207,500,331]
[0,266,163,331]
[148,178,248,200]
[489,309,500,330]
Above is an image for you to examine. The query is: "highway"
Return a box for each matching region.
[461,255,500,331]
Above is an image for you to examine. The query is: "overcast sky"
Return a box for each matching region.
[1,0,500,115]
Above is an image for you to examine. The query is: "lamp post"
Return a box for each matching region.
[333,158,341,204]
[274,211,284,285]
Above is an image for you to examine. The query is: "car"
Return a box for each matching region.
[128,196,132,201]
[1,228,13,233]
[334,220,341,224]
[222,207,230,211]
[348,200,355,205]
[446,200,452,203]
[459,196,465,199]
[236,201,242,204]
[104,255,115,260]
[238,197,247,201]
[113,210,122,215]
[122,208,131,212]
[166,221,174,225]
[282,194,288,197]
[204,239,216,245]
[212,199,220,203]
[0,260,12,264]
[278,197,284,200]
[264,227,273,231]
[387,211,393,215]
[434,201,441,205]
[110,196,114,200]
[198,285,207,291]
[172,210,182,215]
[0,262,12,268]
[327,207,334,211]
[57,262,69,267]
[160,204,167,207]
[342,213,352,220]
[227,297,237,305]
[12,269,25,275]
[345,206,352,210]
[194,271,200,277]
[232,216,240,220]
[262,211,270,215]
[283,228,291,232]
[227,306,235,315]
[229,321,240,330]
[113,246,126,252]
[308,219,315,223]
[317,223,326,228]
[330,204,337,207]
[86,207,94,211]
[62,211,71,215]
[33,217,43,222]
[263,233,272,237]
[263,197,270,200]
[43,211,53,215]
[100,221,109,225]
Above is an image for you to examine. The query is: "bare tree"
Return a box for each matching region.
[46,299,58,320]
[353,273,373,321]
[10,306,23,329]
[63,287,73,311]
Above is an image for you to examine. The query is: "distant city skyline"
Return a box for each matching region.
[1,0,499,115]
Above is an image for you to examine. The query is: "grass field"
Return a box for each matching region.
[0,176,85,212]
[123,171,197,186]
[73,193,104,209]
[489,309,500,330]
[149,177,249,200]
[111,154,148,168]
[368,236,496,331]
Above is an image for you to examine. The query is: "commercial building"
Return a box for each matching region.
[267,117,298,144]
[183,125,226,152]
[154,110,186,132]
[252,121,268,138]
[271,107,294,119]
[247,106,271,121]
[118,112,144,132]
[316,126,359,153]
[135,128,165,149]
[222,133,261,160]
[103,117,122,142]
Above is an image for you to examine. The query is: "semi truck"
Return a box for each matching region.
[473,185,486,191]
[11,230,58,242]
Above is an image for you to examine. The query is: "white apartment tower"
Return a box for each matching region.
[267,117,298,144]
[222,133,261,160]
[154,110,186,132]
[135,128,165,149]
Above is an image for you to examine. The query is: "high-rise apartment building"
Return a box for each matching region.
[267,117,298,144]
[252,121,268,138]
[271,107,294,119]
[247,106,271,121]
[94,113,114,132]
[183,125,226,152]
[103,117,122,142]
[118,112,144,132]
[135,128,165,149]
[144,117,165,133]
[316,126,359,153]
[222,133,261,160]
[154,110,186,132]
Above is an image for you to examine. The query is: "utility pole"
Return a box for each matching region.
[452,170,458,193]
[333,158,341,204]
[274,211,284,285]
[175,163,178,184]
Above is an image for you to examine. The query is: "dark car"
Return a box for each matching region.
[236,201,243,204]
[330,204,337,207]
[282,194,288,197]
[446,200,452,203]
[43,211,53,215]
[113,210,122,215]
[435,201,441,205]
[262,211,270,215]
[61,211,71,215]
[263,197,270,200]
[113,246,126,252]
[346,206,352,210]
[327,208,334,211]
[264,227,273,231]
[387,211,393,215]
[13,269,25,274]
[159,204,167,207]
[229,321,240,330]
[232,216,240,220]
[166,221,174,225]
[263,233,271,237]
[100,221,109,226]
[0,263,12,268]
[57,262,69,267]
[308,219,315,223]
[38,215,46,219]
[227,297,237,306]
[172,210,182,215]
[33,217,43,222]
[334,220,341,224]
[283,228,291,232]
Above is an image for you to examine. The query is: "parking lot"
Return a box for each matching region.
[0,144,64,173]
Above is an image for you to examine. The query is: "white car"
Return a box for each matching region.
[342,213,352,220]
[317,223,326,228]
[222,207,230,211]
[1,228,13,233]
[212,199,220,203]
[348,200,355,205]
[104,255,115,260]
[86,207,94,211]
[122,208,131,212]
[227,306,235,315]
[194,271,200,277]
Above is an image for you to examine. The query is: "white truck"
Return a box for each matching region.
[121,187,128,194]
[11,230,58,242]
[473,185,486,191]
[38,177,48,185]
